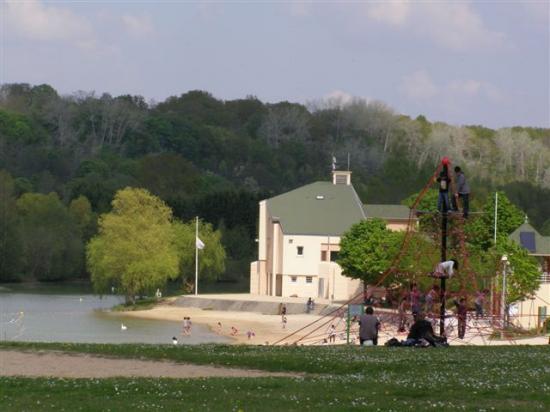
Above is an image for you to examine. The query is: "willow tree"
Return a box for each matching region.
[87,187,179,303]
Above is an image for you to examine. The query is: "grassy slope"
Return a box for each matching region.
[1,342,550,411]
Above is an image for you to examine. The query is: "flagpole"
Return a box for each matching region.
[195,216,199,296]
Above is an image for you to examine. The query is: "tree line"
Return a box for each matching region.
[1,83,549,284]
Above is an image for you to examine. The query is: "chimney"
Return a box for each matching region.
[332,170,352,185]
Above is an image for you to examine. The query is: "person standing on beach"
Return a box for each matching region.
[281,304,287,319]
[282,315,287,329]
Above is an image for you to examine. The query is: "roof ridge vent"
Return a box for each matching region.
[332,170,351,185]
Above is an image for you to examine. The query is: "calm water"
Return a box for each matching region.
[0,284,228,344]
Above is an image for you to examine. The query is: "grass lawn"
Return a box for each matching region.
[1,342,550,411]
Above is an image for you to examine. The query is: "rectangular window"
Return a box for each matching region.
[291,276,297,283]
[330,251,339,262]
[321,251,327,261]
[288,239,293,244]
[297,246,304,256]
[306,276,313,284]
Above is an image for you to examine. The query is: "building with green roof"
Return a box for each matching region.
[508,220,550,329]
[250,171,416,301]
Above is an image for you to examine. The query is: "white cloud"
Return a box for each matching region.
[447,79,504,102]
[401,70,438,100]
[366,1,411,27]
[5,0,94,48]
[419,3,505,51]
[324,89,354,105]
[122,14,154,37]
[363,1,505,51]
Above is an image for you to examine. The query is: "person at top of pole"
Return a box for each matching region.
[430,259,459,278]
[453,166,470,218]
[437,157,452,213]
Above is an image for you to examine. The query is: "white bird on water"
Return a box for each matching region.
[121,323,127,331]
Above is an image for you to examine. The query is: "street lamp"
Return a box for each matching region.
[501,255,509,337]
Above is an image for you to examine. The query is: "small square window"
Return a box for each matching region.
[291,276,297,283]
[330,251,339,262]
[297,246,304,256]
[288,239,293,244]
[306,276,313,283]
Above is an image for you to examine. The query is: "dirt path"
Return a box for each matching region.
[0,350,296,379]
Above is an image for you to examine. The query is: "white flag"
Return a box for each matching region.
[196,236,205,250]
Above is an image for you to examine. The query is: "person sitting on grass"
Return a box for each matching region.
[405,312,446,347]
[430,259,459,279]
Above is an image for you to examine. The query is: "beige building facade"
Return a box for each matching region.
[250,171,414,301]
[509,222,550,330]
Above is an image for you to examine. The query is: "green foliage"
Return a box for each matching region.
[2,82,550,288]
[540,219,550,236]
[16,192,83,280]
[402,188,439,212]
[87,188,179,303]
[338,218,400,285]
[69,195,96,240]
[0,170,22,280]
[172,219,226,286]
[494,238,541,303]
[0,110,39,143]
[466,191,524,251]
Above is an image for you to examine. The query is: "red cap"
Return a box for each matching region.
[441,156,450,166]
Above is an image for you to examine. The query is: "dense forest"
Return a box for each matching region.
[1,83,549,284]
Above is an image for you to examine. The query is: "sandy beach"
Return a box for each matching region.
[118,300,329,345]
[115,298,549,346]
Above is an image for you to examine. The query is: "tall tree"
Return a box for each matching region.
[338,218,400,286]
[0,170,22,280]
[87,188,179,303]
[17,192,83,280]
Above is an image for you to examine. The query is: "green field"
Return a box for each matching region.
[2,342,550,411]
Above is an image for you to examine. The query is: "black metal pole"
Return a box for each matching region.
[439,164,448,336]
[440,211,447,336]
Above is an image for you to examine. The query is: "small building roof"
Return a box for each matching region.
[364,204,412,221]
[265,181,366,236]
[509,223,550,256]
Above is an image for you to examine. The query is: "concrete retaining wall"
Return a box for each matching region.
[174,296,333,315]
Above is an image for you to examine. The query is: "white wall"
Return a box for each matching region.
[514,282,550,330]
[282,275,318,298]
[282,235,340,275]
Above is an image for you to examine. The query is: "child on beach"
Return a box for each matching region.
[328,324,336,343]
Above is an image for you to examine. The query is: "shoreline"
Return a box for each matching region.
[113,300,326,345]
[112,299,550,346]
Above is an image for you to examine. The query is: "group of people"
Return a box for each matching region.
[359,306,448,348]
[437,164,470,218]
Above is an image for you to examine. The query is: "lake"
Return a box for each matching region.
[0,283,229,344]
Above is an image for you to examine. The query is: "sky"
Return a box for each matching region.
[1,0,549,128]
